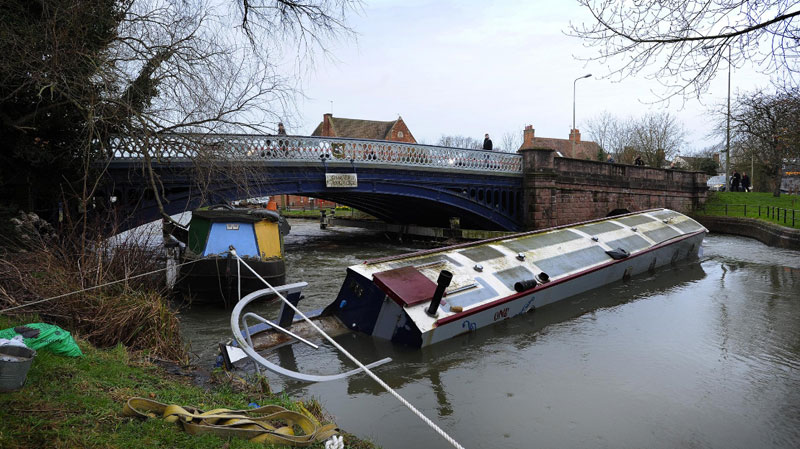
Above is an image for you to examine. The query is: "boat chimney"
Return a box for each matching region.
[426,270,453,317]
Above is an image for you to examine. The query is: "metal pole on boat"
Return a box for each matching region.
[426,270,453,317]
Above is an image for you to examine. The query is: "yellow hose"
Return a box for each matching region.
[122,397,339,446]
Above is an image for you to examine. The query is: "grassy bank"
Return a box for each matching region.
[280,207,375,220]
[697,192,800,230]
[0,316,376,449]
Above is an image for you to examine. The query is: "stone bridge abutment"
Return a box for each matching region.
[520,147,708,231]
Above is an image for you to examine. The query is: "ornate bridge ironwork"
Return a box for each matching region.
[104,134,525,231]
[110,134,523,173]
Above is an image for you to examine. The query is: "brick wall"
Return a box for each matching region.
[388,118,417,143]
[521,148,707,230]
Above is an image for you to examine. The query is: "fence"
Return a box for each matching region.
[109,134,523,174]
[697,204,800,229]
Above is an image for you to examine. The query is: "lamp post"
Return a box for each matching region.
[573,74,592,156]
[725,45,731,192]
[703,45,732,190]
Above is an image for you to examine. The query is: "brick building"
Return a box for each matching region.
[272,195,336,210]
[311,113,416,143]
[518,125,601,160]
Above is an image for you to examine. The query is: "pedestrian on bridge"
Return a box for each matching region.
[483,134,493,151]
[276,122,288,156]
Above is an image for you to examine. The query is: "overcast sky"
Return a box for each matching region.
[289,0,775,153]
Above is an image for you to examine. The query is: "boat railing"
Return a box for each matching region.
[228,247,392,382]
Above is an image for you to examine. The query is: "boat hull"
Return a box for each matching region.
[177,256,285,306]
[420,231,704,346]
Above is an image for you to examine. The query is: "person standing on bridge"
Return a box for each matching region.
[483,133,493,151]
[276,122,288,156]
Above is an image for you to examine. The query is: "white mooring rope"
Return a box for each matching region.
[0,258,204,314]
[230,249,466,449]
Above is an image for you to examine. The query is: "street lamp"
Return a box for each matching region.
[704,45,732,190]
[725,45,731,192]
[573,74,592,156]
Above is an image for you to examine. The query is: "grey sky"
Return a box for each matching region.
[293,0,774,152]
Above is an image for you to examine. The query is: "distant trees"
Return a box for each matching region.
[570,1,800,98]
[678,145,721,175]
[586,111,686,166]
[728,88,800,196]
[437,135,483,150]
[500,131,523,153]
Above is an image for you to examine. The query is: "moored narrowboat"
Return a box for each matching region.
[177,205,289,305]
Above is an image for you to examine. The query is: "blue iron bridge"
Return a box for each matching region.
[104,134,525,231]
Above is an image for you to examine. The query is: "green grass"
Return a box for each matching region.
[696,192,800,229]
[280,209,325,218]
[280,207,375,220]
[0,315,377,449]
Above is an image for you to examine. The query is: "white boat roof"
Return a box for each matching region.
[349,209,707,332]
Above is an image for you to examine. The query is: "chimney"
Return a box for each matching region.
[569,129,581,143]
[520,125,536,151]
[713,153,720,164]
[322,113,333,137]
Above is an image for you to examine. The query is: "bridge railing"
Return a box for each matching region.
[109,134,523,174]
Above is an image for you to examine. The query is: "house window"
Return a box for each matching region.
[397,131,404,138]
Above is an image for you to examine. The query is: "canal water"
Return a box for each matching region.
[180,219,800,449]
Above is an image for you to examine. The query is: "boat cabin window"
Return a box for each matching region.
[643,226,682,244]
[532,246,610,278]
[576,221,623,235]
[494,266,536,291]
[614,215,656,227]
[670,218,704,234]
[603,235,650,253]
[457,245,505,263]
[502,230,582,253]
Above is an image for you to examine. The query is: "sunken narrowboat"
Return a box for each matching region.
[177,205,289,305]
[321,208,707,347]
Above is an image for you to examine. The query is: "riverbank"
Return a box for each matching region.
[693,191,800,249]
[693,214,800,250]
[0,316,377,449]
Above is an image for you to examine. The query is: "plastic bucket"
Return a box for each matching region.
[0,346,36,392]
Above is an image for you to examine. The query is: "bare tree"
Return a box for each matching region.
[729,87,800,196]
[437,135,483,150]
[586,112,634,160]
[629,112,686,167]
[569,1,800,99]
[500,131,523,153]
[1,0,356,228]
[586,111,685,165]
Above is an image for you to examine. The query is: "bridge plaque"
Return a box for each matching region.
[325,173,358,188]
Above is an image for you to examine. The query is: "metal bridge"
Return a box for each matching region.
[104,134,525,231]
